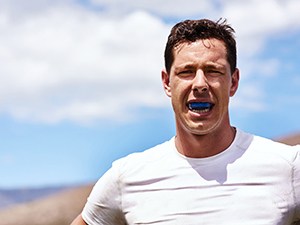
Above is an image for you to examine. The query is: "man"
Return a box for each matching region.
[71,19,300,225]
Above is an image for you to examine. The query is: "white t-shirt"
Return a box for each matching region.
[82,129,300,225]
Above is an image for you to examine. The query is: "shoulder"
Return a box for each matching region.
[244,130,300,164]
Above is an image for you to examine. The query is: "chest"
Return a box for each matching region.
[121,162,294,225]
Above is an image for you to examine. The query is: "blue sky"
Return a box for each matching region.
[1,0,300,188]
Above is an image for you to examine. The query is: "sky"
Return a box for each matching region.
[1,0,300,188]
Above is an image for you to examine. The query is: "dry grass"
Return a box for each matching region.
[277,133,300,146]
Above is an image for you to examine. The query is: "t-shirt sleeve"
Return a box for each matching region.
[82,160,127,225]
[293,146,300,221]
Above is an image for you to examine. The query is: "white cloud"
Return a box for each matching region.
[0,5,170,124]
[222,0,300,56]
[90,0,214,18]
[0,0,300,124]
[231,82,267,112]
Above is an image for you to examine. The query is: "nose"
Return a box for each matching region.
[192,70,209,93]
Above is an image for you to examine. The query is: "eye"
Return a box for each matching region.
[208,70,220,74]
[177,69,194,76]
[206,69,223,76]
[180,70,192,74]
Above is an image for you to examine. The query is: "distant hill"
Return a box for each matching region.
[0,184,92,225]
[0,132,299,225]
[0,186,66,209]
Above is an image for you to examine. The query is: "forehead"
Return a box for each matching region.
[173,39,227,65]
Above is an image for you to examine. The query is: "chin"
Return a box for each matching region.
[176,116,222,136]
[186,124,216,136]
[190,129,214,136]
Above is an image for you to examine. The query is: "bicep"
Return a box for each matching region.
[81,162,126,224]
[294,147,300,221]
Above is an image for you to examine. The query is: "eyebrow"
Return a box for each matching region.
[204,62,225,69]
[173,64,196,73]
[175,62,225,71]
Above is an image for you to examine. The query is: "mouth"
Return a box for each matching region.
[187,102,214,113]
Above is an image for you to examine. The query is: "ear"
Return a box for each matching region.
[162,70,172,97]
[229,68,239,97]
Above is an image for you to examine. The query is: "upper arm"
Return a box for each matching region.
[81,161,127,224]
[70,214,88,225]
[294,147,300,221]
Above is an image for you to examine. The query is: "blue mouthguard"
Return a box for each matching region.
[189,102,212,110]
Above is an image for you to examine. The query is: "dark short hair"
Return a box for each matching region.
[164,19,237,74]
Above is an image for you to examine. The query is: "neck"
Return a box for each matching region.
[175,126,236,158]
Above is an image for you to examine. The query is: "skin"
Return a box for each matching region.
[70,214,87,225]
[162,38,239,158]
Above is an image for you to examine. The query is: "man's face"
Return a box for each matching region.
[162,38,239,136]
